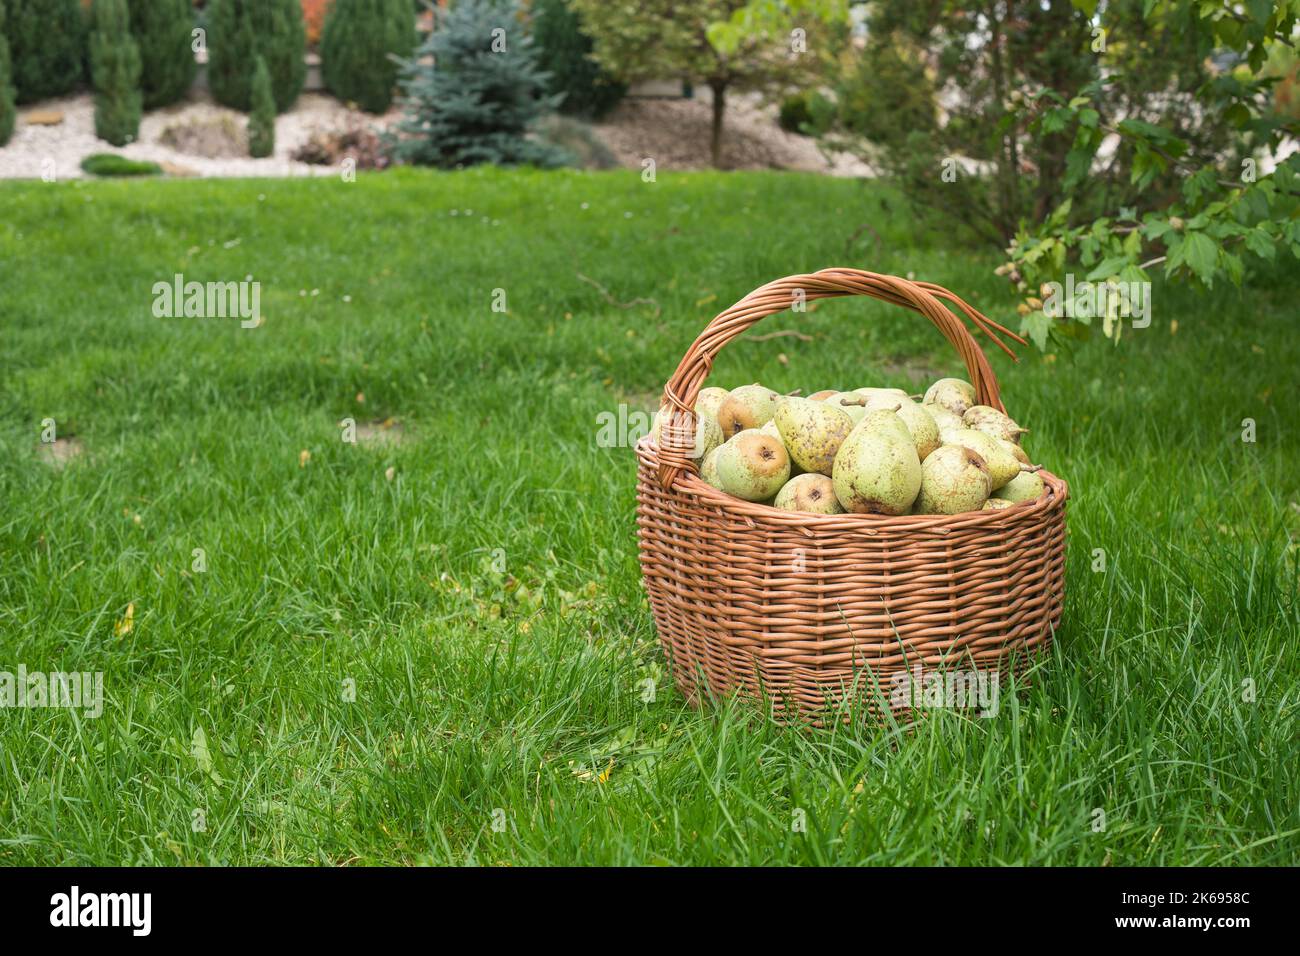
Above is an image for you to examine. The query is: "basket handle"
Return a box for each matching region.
[656,267,1025,491]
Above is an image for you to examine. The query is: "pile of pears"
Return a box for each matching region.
[651,378,1047,516]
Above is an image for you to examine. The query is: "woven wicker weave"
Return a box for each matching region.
[635,268,1068,723]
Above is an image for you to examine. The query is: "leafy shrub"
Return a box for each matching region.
[5,0,85,104]
[320,0,414,114]
[777,91,832,136]
[247,55,275,157]
[126,0,196,110]
[387,0,566,168]
[90,0,142,147]
[208,0,305,113]
[531,0,623,119]
[79,153,161,176]
[0,0,16,147]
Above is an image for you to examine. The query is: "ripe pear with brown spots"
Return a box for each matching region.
[716,383,779,436]
[831,411,922,515]
[715,429,790,501]
[773,396,855,476]
[773,473,844,514]
[914,444,992,515]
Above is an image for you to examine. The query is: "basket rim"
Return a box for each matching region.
[636,436,1068,530]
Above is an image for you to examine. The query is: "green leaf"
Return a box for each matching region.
[1086,256,1131,281]
[1244,227,1276,260]
[1020,311,1053,351]
[1180,231,1220,285]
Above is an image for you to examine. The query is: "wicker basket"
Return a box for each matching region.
[635,268,1068,723]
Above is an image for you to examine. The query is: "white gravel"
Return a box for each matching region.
[0,91,394,180]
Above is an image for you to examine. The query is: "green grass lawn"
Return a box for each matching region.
[0,168,1296,865]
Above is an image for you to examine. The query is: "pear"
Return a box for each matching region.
[773,396,855,476]
[831,413,922,515]
[943,428,1022,490]
[853,386,910,403]
[773,473,844,514]
[716,383,779,436]
[715,429,790,501]
[840,396,940,461]
[827,392,868,423]
[1002,439,1032,466]
[651,407,722,461]
[914,444,991,515]
[927,405,964,434]
[982,498,1014,510]
[808,389,839,401]
[761,420,804,475]
[963,405,1028,444]
[995,470,1046,503]
[694,386,731,425]
[699,447,724,489]
[923,378,976,417]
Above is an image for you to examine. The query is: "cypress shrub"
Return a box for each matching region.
[208,0,305,113]
[5,0,85,104]
[531,0,623,119]
[321,0,415,114]
[247,55,275,158]
[388,0,567,168]
[126,0,195,109]
[90,0,142,146]
[0,0,15,147]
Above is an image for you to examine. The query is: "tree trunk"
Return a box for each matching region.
[709,79,727,169]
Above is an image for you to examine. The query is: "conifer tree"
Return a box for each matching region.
[90,0,143,147]
[5,0,85,103]
[247,55,275,158]
[126,0,196,109]
[208,0,305,113]
[389,0,567,168]
[0,0,16,147]
[321,0,415,115]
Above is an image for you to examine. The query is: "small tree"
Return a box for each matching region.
[5,0,85,104]
[571,0,823,167]
[0,0,16,147]
[208,0,305,113]
[90,0,142,147]
[321,0,415,114]
[388,0,568,168]
[531,0,624,119]
[247,55,275,157]
[126,0,196,110]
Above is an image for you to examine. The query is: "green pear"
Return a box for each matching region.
[716,383,779,436]
[853,386,910,402]
[831,414,922,515]
[963,405,1028,444]
[943,428,1022,490]
[844,395,941,461]
[914,444,991,514]
[773,396,855,476]
[699,447,724,489]
[808,389,839,401]
[715,429,790,501]
[651,407,722,462]
[923,378,976,417]
[1002,438,1032,466]
[995,470,1046,503]
[927,405,964,434]
[982,498,1014,510]
[826,392,868,423]
[695,386,731,425]
[773,473,844,514]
